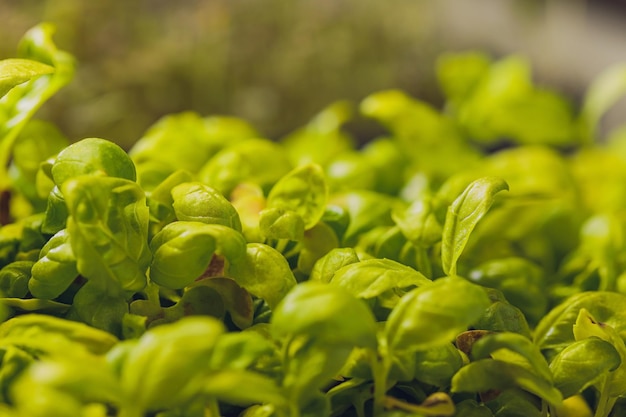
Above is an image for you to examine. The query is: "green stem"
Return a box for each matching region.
[368,347,390,416]
[205,398,221,417]
[594,377,616,417]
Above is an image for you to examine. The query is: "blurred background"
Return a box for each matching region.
[1,0,626,149]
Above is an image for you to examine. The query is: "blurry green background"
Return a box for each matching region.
[2,0,625,148]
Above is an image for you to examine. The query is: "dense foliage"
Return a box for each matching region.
[2,23,626,417]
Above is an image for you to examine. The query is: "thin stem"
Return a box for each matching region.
[367,347,390,417]
[594,377,616,417]
[205,398,221,417]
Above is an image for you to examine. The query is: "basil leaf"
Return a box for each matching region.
[330,258,431,301]
[228,243,297,310]
[452,359,563,408]
[549,338,621,398]
[0,58,54,98]
[441,177,508,276]
[266,163,328,230]
[272,281,377,350]
[385,276,490,352]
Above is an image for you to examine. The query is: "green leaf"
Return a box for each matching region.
[581,63,626,141]
[534,291,626,352]
[130,112,258,173]
[330,190,397,246]
[441,177,509,276]
[330,258,431,301]
[69,281,130,336]
[392,198,442,247]
[473,289,532,338]
[118,316,225,412]
[385,276,490,352]
[296,222,340,275]
[549,338,621,398]
[209,331,276,370]
[470,332,552,383]
[266,163,328,230]
[228,243,297,310]
[0,23,75,191]
[51,138,136,187]
[145,169,193,226]
[572,308,626,397]
[41,186,69,235]
[484,389,544,417]
[198,138,292,196]
[0,58,54,98]
[62,176,151,294]
[11,357,122,415]
[29,229,78,299]
[187,278,254,329]
[9,120,69,209]
[150,221,247,289]
[202,370,286,407]
[272,281,378,350]
[171,181,242,231]
[436,52,491,103]
[451,359,563,408]
[455,399,494,417]
[413,343,464,387]
[309,247,359,283]
[0,313,118,355]
[468,257,547,325]
[281,100,354,167]
[0,261,33,298]
[259,207,305,241]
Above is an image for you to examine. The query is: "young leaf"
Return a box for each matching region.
[534,291,626,352]
[129,112,258,174]
[0,58,54,99]
[483,389,544,417]
[296,222,340,275]
[171,181,242,231]
[10,357,122,416]
[441,177,509,276]
[228,243,297,310]
[470,332,552,383]
[271,281,378,350]
[259,207,305,241]
[198,138,292,195]
[0,261,33,298]
[549,338,621,398]
[413,343,464,387]
[468,257,547,325]
[51,138,136,187]
[385,276,490,352]
[118,316,225,413]
[309,247,359,283]
[62,176,151,294]
[0,23,75,191]
[330,258,431,301]
[581,63,626,142]
[266,163,328,230]
[572,308,626,398]
[29,229,78,299]
[202,369,286,407]
[0,313,118,355]
[150,221,246,289]
[451,359,563,408]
